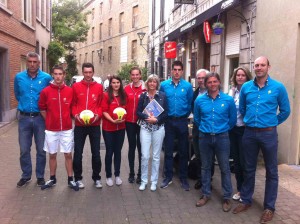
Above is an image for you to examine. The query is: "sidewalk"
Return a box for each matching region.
[0,121,299,223]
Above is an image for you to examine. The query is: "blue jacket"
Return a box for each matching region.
[194,91,237,134]
[137,91,168,125]
[239,76,290,127]
[14,69,52,112]
[160,78,193,117]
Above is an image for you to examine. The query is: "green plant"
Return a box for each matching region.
[117,61,148,84]
[212,22,225,29]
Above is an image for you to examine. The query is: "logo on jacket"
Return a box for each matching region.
[268,90,272,94]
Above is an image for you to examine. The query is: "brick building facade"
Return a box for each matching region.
[75,0,149,80]
[0,0,51,123]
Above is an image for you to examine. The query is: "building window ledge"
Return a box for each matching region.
[0,4,13,15]
[21,20,35,31]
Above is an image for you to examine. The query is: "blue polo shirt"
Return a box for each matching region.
[14,69,52,113]
[194,91,237,134]
[160,78,193,117]
[239,76,290,128]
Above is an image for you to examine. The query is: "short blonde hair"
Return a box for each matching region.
[145,74,160,90]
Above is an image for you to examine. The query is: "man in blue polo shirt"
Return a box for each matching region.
[14,52,52,188]
[194,72,236,212]
[233,56,290,223]
[160,60,193,191]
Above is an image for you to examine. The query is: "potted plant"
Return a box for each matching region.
[212,22,225,35]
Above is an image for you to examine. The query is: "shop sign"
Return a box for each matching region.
[164,42,177,59]
[203,21,211,43]
[174,0,194,4]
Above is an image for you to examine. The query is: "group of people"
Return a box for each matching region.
[14,52,290,223]
[192,56,290,224]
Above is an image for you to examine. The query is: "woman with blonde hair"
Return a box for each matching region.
[137,75,168,191]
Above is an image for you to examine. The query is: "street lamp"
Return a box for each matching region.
[137,32,147,52]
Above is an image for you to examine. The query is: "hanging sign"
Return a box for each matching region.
[203,21,211,43]
[164,42,177,59]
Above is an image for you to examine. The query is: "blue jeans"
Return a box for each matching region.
[164,118,189,180]
[18,114,46,179]
[125,122,141,177]
[229,126,245,192]
[199,132,232,199]
[192,123,202,180]
[73,126,101,181]
[102,129,125,178]
[241,127,278,211]
[140,126,165,185]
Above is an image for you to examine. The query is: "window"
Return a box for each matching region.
[109,0,112,10]
[131,40,137,60]
[132,6,138,28]
[92,8,95,20]
[91,51,94,64]
[84,53,88,62]
[23,0,32,24]
[79,54,82,65]
[108,18,112,37]
[160,0,165,24]
[41,0,45,24]
[46,0,50,28]
[119,12,124,34]
[100,2,103,15]
[21,56,27,71]
[92,27,95,42]
[99,23,102,40]
[120,0,123,3]
[36,41,40,54]
[36,0,40,19]
[98,49,103,63]
[108,46,112,63]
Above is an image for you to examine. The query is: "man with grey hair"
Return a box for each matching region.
[14,52,52,187]
[192,69,209,189]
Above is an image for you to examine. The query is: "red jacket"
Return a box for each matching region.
[38,82,73,131]
[72,80,103,126]
[124,82,146,123]
[101,92,127,131]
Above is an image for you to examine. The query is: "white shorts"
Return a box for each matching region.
[44,129,74,154]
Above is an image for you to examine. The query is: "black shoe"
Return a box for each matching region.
[41,179,56,190]
[37,178,45,186]
[17,178,31,188]
[128,175,135,183]
[194,180,202,190]
[68,181,80,191]
[136,175,141,184]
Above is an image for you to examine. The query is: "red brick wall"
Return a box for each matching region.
[0,0,36,110]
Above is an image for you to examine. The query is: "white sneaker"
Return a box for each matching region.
[139,183,147,191]
[115,176,122,186]
[232,192,241,201]
[106,178,114,187]
[95,180,103,189]
[76,180,85,189]
[150,183,157,192]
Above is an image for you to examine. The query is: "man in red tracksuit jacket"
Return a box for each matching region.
[38,65,79,191]
[124,66,146,184]
[72,62,103,189]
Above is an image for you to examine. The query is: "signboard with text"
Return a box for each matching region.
[164,42,177,59]
[174,0,194,4]
[203,21,211,43]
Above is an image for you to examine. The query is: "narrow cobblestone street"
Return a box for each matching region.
[0,121,299,224]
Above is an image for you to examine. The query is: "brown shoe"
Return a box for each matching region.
[196,196,209,207]
[232,203,251,214]
[260,209,274,223]
[222,199,232,212]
